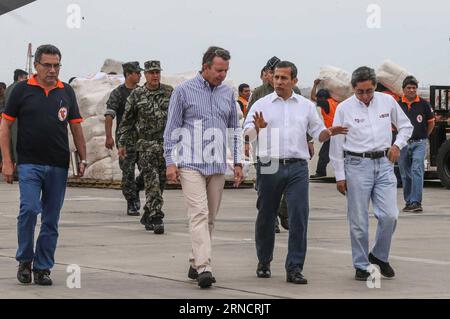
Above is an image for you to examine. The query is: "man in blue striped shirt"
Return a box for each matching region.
[164,46,243,289]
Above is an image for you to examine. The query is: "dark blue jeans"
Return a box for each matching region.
[255,160,309,272]
[16,164,68,270]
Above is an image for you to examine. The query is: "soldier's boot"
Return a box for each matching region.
[134,191,141,211]
[135,178,144,210]
[141,210,154,231]
[127,201,140,216]
[152,217,164,235]
[140,213,146,226]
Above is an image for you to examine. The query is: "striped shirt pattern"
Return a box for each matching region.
[163,73,242,176]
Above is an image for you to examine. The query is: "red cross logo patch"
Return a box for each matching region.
[417,115,423,123]
[58,107,68,122]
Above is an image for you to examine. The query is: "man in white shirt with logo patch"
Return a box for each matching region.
[330,66,413,281]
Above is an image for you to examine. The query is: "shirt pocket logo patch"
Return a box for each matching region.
[417,115,423,123]
[58,107,68,122]
[379,113,389,119]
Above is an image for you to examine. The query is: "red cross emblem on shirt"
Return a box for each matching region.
[58,107,68,121]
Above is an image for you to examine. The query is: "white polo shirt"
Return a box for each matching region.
[243,91,326,160]
[330,92,413,181]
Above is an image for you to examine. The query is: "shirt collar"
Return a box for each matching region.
[27,74,64,96]
[401,95,420,104]
[270,91,299,103]
[196,72,219,90]
[353,93,376,108]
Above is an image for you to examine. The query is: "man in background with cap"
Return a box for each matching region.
[118,61,173,234]
[105,62,144,217]
[397,75,435,213]
[248,56,302,112]
[247,56,306,233]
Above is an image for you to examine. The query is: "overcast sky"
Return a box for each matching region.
[0,0,449,88]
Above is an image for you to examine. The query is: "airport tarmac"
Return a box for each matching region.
[0,180,449,299]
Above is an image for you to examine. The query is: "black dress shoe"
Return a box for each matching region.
[188,266,198,280]
[369,253,395,278]
[256,262,271,278]
[286,271,308,284]
[33,269,53,286]
[275,222,281,234]
[355,268,371,281]
[17,262,32,284]
[127,201,140,216]
[280,216,289,230]
[197,271,215,288]
[189,266,215,282]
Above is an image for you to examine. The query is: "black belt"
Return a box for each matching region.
[344,150,388,159]
[408,138,426,143]
[257,157,306,165]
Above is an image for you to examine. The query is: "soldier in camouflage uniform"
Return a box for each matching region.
[118,61,173,234]
[105,62,144,216]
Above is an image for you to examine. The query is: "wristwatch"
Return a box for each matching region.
[80,160,89,166]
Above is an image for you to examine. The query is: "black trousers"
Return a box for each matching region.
[315,140,330,176]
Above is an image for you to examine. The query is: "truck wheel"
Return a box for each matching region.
[436,140,450,188]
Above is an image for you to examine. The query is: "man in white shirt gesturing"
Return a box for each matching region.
[330,66,413,281]
[244,61,347,284]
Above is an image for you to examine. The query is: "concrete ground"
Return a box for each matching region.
[0,179,449,299]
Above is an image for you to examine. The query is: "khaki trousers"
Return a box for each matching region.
[179,168,225,274]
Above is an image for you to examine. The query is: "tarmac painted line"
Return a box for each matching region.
[0,254,288,299]
[167,232,450,267]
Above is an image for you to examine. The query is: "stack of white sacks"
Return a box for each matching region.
[315,60,412,102]
[68,59,250,182]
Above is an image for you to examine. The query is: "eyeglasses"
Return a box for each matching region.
[355,88,374,96]
[37,62,62,70]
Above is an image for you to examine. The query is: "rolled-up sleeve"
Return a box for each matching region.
[104,89,120,119]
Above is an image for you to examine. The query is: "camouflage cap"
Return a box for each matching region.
[265,56,281,71]
[144,60,162,72]
[122,61,143,73]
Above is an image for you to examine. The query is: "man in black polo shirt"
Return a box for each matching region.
[398,76,435,213]
[0,44,87,286]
